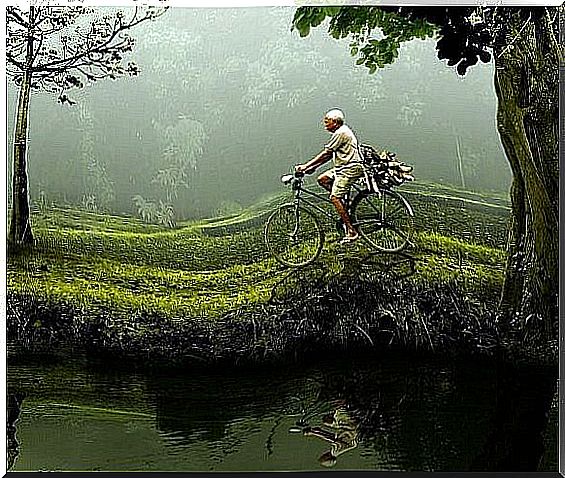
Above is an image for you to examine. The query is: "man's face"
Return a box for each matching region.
[323,116,339,133]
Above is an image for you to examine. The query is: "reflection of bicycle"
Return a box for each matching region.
[290,403,359,468]
[264,171,414,268]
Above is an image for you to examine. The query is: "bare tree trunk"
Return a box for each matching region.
[455,135,465,189]
[494,8,559,342]
[8,8,36,248]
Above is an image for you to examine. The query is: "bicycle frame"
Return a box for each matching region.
[265,173,414,267]
[290,176,366,221]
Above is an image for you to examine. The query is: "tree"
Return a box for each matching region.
[132,116,208,227]
[6,5,167,247]
[293,7,560,340]
[73,103,115,211]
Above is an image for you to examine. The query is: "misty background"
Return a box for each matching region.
[6,7,510,220]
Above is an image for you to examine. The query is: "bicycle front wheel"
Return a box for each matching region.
[264,204,324,268]
[351,190,414,252]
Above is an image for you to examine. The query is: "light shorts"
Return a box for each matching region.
[322,164,365,199]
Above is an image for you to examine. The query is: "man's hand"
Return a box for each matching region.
[295,164,309,174]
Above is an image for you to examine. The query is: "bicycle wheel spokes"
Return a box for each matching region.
[380,194,413,250]
[352,191,413,252]
[265,204,324,267]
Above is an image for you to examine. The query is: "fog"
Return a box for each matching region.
[7,7,511,220]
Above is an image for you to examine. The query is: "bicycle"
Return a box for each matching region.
[264,170,414,268]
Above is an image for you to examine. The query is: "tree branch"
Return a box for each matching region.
[33,9,157,72]
[6,53,25,71]
[76,66,107,80]
[6,66,22,77]
[7,7,29,29]
[31,29,46,66]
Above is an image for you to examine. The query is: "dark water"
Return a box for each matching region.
[7,353,558,472]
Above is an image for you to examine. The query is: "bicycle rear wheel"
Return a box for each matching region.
[264,204,324,267]
[351,190,414,252]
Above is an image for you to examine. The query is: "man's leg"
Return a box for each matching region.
[317,172,334,193]
[330,195,357,239]
[331,169,365,240]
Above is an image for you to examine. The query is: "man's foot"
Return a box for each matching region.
[339,232,359,244]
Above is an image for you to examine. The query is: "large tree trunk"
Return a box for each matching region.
[8,8,35,248]
[493,8,559,342]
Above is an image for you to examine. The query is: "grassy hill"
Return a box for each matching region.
[7,181,510,363]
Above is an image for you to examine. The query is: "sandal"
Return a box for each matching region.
[339,233,359,244]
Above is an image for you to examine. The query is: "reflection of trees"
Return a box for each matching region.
[7,392,25,470]
[315,358,556,471]
[147,367,325,452]
[469,364,557,471]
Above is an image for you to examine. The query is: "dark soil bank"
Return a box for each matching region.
[9,266,532,369]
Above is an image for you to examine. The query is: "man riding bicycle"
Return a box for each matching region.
[295,109,364,244]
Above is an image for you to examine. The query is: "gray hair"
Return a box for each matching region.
[325,108,345,125]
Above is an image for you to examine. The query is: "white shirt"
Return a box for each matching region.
[324,124,362,169]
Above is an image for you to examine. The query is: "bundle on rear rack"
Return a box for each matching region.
[358,144,414,193]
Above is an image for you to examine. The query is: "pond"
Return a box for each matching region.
[7,352,558,472]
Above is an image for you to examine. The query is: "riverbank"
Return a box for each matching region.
[9,182,550,367]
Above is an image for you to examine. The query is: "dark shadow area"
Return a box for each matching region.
[268,263,330,305]
[468,362,558,471]
[268,250,417,305]
[343,250,417,282]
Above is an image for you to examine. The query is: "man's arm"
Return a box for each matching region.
[296,148,333,174]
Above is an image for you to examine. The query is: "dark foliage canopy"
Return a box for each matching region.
[292,7,554,76]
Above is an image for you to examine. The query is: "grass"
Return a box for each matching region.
[8,181,509,349]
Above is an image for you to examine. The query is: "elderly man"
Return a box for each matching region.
[296,109,364,243]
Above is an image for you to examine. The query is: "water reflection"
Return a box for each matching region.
[7,392,24,469]
[7,355,558,472]
[291,400,359,467]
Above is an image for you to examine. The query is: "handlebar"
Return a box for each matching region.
[281,168,307,186]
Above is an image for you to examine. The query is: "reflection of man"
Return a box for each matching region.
[301,406,359,468]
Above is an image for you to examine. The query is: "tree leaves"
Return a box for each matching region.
[292,7,335,37]
[65,75,83,88]
[293,7,437,75]
[57,94,76,106]
[292,6,501,77]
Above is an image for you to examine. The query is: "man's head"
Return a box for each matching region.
[323,109,344,133]
[321,413,336,427]
[318,450,337,468]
